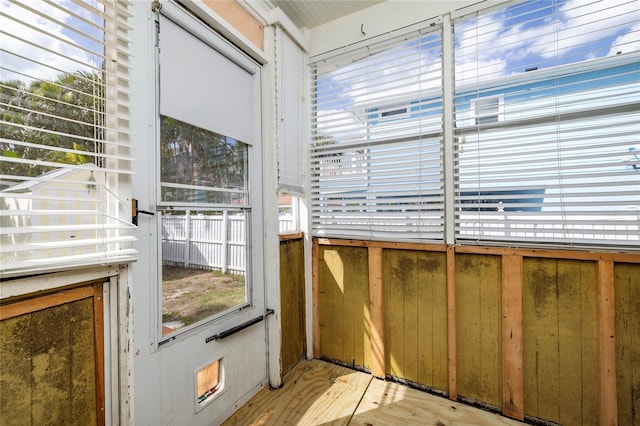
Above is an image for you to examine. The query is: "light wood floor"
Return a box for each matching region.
[223,359,524,425]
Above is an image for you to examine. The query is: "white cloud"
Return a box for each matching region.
[454,0,640,84]
[608,22,640,55]
[0,0,99,83]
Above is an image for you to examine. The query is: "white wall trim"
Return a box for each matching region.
[0,264,123,300]
[308,0,480,57]
[265,7,309,53]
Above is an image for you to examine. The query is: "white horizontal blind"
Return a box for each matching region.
[454,0,640,248]
[0,0,134,277]
[310,25,444,241]
[275,26,305,195]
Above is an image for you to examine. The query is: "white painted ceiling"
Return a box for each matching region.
[263,0,384,29]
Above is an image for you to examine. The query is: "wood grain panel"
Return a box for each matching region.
[0,295,98,426]
[319,246,370,368]
[383,250,447,391]
[501,255,524,420]
[446,246,457,400]
[222,359,372,425]
[368,247,385,378]
[312,242,321,358]
[280,237,306,374]
[351,377,523,426]
[0,314,32,426]
[522,258,597,425]
[614,262,640,425]
[455,253,502,408]
[597,260,617,425]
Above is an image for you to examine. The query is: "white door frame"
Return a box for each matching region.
[128,1,278,423]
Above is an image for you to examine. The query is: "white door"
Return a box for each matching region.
[129,2,268,424]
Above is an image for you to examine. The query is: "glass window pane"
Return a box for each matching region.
[160,115,248,205]
[161,209,248,334]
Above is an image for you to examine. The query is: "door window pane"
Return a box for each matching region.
[159,115,250,335]
[160,116,248,205]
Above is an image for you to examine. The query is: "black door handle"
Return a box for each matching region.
[132,198,155,226]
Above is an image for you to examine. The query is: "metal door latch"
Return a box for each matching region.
[132,198,155,226]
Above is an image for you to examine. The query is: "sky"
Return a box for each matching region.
[455,0,640,87]
[0,0,104,83]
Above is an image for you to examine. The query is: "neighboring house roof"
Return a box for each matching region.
[2,163,100,193]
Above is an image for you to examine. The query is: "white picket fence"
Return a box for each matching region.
[162,213,297,275]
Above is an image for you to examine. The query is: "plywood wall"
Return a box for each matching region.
[0,285,103,426]
[522,258,598,425]
[317,245,370,369]
[455,254,502,408]
[383,250,448,391]
[279,236,306,374]
[614,262,640,425]
[312,238,640,425]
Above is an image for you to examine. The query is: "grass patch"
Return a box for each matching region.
[162,265,246,326]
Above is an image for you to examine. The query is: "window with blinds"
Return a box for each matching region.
[310,21,445,241]
[454,0,640,248]
[0,0,134,277]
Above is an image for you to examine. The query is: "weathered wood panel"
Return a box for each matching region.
[319,246,370,369]
[0,297,97,426]
[0,314,32,425]
[522,258,598,425]
[383,249,448,392]
[368,247,385,378]
[279,237,306,374]
[615,262,640,425]
[455,253,502,407]
[501,255,524,420]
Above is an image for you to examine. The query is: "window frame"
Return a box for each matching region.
[470,95,504,126]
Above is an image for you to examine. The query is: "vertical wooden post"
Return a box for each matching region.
[93,282,106,426]
[312,242,321,358]
[502,255,524,421]
[368,246,385,378]
[597,259,617,426]
[446,245,457,400]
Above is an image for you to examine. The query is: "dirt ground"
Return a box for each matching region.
[162,265,246,327]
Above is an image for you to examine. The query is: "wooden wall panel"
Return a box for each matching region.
[0,297,97,426]
[202,0,264,50]
[0,314,32,425]
[319,246,370,368]
[455,254,502,407]
[383,250,448,391]
[312,238,640,425]
[522,258,598,425]
[280,237,307,374]
[614,262,640,425]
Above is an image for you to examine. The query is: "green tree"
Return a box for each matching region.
[0,71,102,178]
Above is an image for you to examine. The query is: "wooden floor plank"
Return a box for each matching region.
[226,359,526,426]
[350,378,524,426]
[222,359,371,425]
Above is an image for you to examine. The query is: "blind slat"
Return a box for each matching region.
[1,0,134,278]
[310,0,639,249]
